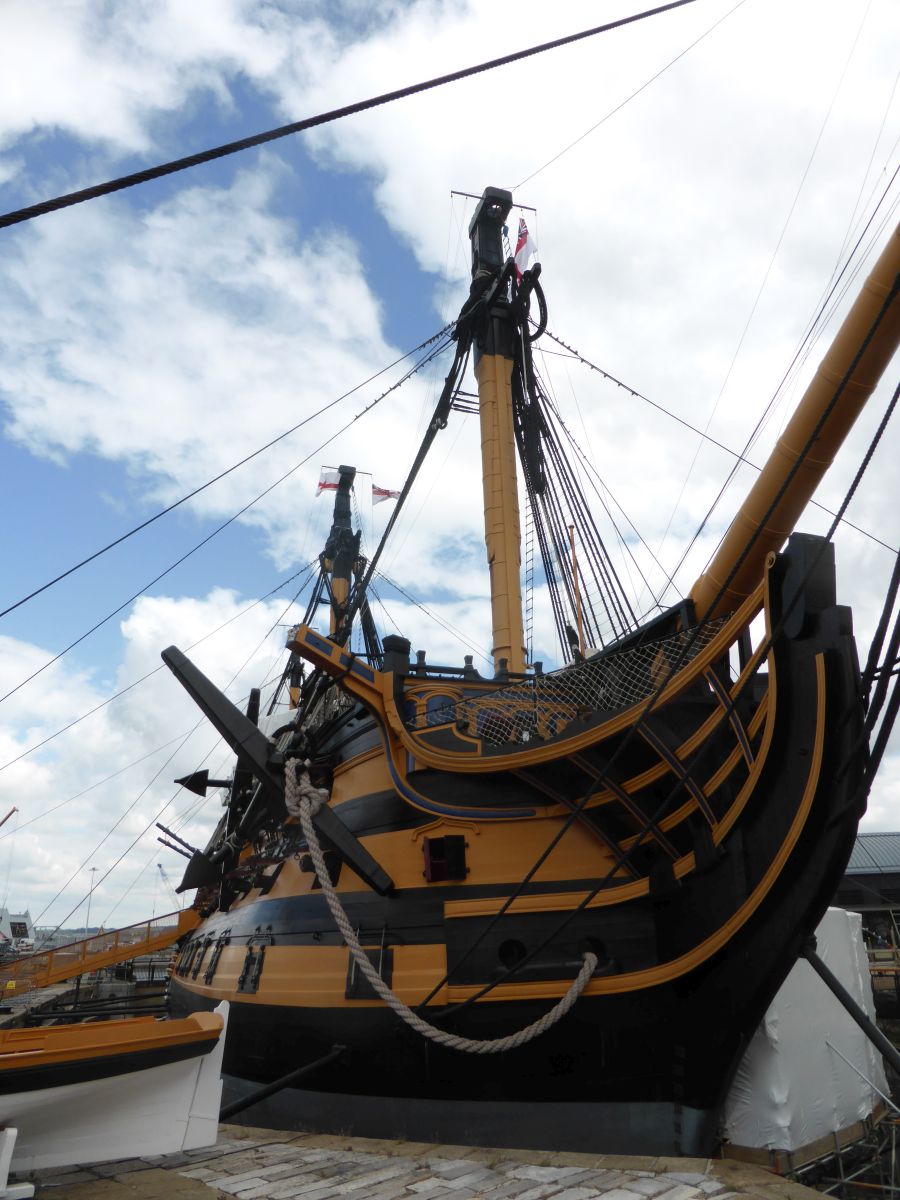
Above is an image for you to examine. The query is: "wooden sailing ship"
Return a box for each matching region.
[163,188,900,1154]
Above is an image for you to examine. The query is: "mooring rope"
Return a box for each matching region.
[286,760,597,1054]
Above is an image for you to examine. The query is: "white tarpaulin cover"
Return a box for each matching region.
[722,908,888,1152]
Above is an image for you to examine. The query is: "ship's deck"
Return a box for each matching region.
[26,1123,822,1199]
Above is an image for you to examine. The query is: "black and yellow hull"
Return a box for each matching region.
[167,532,865,1154]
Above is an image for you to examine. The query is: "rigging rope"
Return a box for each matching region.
[536,360,671,606]
[373,571,492,665]
[0,561,315,777]
[417,280,900,1015]
[0,326,453,623]
[0,337,452,707]
[669,178,900,590]
[337,323,475,646]
[655,0,880,571]
[514,0,749,189]
[513,289,640,654]
[0,1,699,233]
[543,328,898,557]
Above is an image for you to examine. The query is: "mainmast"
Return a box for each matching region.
[469,187,527,675]
[691,225,900,622]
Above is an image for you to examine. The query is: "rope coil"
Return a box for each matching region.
[286,760,596,1054]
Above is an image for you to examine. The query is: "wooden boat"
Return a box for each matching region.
[0,1002,226,1190]
[163,190,900,1155]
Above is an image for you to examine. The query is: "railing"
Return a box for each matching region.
[0,908,200,996]
[408,617,729,747]
[304,685,355,734]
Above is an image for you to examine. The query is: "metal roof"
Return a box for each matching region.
[846,832,900,874]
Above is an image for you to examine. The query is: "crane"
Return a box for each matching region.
[157,863,182,911]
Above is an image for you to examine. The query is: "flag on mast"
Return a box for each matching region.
[514,217,538,282]
[317,467,398,504]
[316,467,341,496]
[372,484,401,505]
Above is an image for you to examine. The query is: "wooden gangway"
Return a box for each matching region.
[0,909,200,995]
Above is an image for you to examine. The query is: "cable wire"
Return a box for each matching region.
[0,1,699,232]
[0,562,316,776]
[514,0,748,190]
[543,329,897,556]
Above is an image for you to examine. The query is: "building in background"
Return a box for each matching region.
[0,908,34,951]
[835,832,900,946]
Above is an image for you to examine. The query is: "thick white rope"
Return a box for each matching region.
[286,760,597,1054]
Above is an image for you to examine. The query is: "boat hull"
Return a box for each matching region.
[168,534,866,1154]
[170,759,858,1157]
[0,1005,227,1173]
[219,1076,716,1156]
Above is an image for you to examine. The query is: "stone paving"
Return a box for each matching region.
[27,1126,822,1200]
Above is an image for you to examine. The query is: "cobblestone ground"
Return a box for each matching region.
[28,1126,821,1200]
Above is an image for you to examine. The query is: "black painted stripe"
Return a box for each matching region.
[0,1036,220,1096]
[184,875,636,946]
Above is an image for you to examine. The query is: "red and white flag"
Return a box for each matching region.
[372,483,401,505]
[514,217,538,282]
[316,467,341,496]
[317,468,399,504]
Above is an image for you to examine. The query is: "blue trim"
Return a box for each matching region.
[304,630,336,657]
[336,651,375,683]
[300,631,375,683]
[378,728,535,820]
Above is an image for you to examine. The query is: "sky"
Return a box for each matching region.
[0,0,898,930]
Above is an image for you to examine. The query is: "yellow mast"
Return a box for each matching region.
[469,188,527,675]
[691,225,900,622]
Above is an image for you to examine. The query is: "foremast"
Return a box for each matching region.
[321,465,359,636]
[469,187,527,674]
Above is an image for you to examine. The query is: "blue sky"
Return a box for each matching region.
[0,0,898,928]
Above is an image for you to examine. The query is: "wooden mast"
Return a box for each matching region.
[691,224,900,622]
[469,187,527,675]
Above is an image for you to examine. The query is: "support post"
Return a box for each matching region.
[802,940,900,1077]
[219,1044,346,1121]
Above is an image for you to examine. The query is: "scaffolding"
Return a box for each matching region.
[791,1113,900,1196]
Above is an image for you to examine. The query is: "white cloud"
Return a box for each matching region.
[0,159,442,569]
[246,0,900,610]
[0,587,299,928]
[0,0,290,162]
